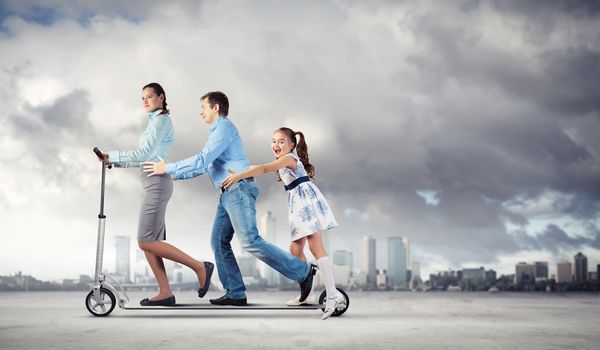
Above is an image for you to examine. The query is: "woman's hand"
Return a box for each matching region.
[221,169,242,189]
[96,152,108,162]
[143,156,166,177]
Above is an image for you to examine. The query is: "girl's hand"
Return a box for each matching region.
[221,169,242,189]
[143,156,167,177]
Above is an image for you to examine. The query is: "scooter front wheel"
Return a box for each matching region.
[319,287,349,317]
[85,287,116,317]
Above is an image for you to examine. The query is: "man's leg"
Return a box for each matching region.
[211,200,246,299]
[223,181,310,281]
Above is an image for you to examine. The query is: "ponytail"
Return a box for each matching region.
[293,131,315,179]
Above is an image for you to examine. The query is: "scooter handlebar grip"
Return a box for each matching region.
[93,147,104,159]
[93,147,112,169]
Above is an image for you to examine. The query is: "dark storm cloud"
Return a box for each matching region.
[492,0,600,21]
[8,88,95,178]
[299,1,600,267]
[2,1,600,277]
[517,224,594,254]
[538,48,600,115]
[554,194,600,220]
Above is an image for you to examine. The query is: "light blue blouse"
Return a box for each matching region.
[108,109,174,167]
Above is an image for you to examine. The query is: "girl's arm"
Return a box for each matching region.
[221,156,296,189]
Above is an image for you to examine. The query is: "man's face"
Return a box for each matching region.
[200,98,219,124]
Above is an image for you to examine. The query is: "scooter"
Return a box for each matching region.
[85,147,350,317]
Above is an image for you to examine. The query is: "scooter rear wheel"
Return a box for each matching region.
[85,287,116,317]
[318,287,349,317]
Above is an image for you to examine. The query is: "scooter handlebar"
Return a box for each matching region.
[93,147,112,169]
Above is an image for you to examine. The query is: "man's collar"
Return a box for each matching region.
[209,116,223,131]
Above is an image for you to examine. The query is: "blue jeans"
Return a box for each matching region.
[211,180,310,299]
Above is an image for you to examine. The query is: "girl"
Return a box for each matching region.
[221,127,345,320]
[96,82,213,306]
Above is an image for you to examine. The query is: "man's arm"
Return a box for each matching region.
[144,122,232,179]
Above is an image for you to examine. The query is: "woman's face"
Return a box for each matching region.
[271,131,295,159]
[142,87,163,113]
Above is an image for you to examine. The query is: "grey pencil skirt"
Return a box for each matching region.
[137,168,173,242]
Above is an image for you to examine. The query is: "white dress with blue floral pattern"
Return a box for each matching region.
[278,153,338,241]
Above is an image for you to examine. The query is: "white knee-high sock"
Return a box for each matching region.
[317,256,339,298]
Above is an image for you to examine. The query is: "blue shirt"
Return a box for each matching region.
[166,116,250,188]
[108,109,174,167]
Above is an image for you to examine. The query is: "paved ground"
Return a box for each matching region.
[1,291,599,349]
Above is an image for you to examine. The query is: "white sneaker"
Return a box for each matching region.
[286,293,316,306]
[322,293,346,320]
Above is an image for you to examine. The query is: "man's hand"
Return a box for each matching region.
[143,156,167,177]
[220,169,241,189]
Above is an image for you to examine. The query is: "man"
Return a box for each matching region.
[144,91,315,306]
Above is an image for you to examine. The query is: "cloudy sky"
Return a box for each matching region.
[1,0,599,281]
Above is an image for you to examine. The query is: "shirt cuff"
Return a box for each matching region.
[108,151,120,163]
[165,162,177,175]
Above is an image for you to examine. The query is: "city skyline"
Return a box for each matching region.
[3,239,598,293]
[5,222,597,289]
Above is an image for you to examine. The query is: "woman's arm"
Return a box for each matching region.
[109,116,171,168]
[220,155,296,189]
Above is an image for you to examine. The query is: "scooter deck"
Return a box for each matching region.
[123,303,324,310]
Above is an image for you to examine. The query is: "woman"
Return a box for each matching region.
[97,82,213,306]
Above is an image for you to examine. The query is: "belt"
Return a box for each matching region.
[284,176,310,191]
[220,177,255,193]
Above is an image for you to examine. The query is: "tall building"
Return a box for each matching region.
[463,267,486,282]
[534,261,549,280]
[333,250,354,270]
[409,261,422,290]
[388,237,408,288]
[485,269,497,283]
[411,262,421,278]
[515,262,535,284]
[556,261,572,283]
[331,250,353,289]
[574,252,588,283]
[361,236,377,287]
[403,237,410,269]
[164,260,183,283]
[259,211,279,287]
[115,236,130,283]
[376,269,388,289]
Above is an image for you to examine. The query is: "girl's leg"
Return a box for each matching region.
[306,232,327,259]
[307,232,342,298]
[289,237,308,261]
[138,241,208,289]
[143,251,172,300]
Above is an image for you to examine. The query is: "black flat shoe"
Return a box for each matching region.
[298,264,317,302]
[139,295,176,306]
[198,262,214,298]
[209,295,247,306]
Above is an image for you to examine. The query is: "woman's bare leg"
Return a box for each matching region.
[139,241,208,289]
[143,251,172,300]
